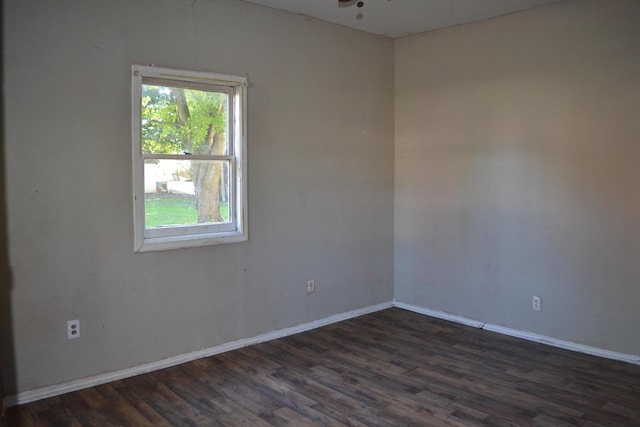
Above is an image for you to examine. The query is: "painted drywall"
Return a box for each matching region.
[3,0,394,394]
[395,0,640,355]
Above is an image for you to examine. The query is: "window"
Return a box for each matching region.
[132,65,248,252]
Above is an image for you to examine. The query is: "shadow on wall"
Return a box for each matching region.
[1,1,17,421]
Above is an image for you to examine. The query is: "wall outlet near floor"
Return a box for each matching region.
[532,296,542,312]
[67,319,80,339]
[307,279,316,294]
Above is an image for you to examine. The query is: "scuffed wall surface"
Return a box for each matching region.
[4,0,394,393]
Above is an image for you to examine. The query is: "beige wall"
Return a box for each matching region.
[395,0,640,354]
[3,0,394,393]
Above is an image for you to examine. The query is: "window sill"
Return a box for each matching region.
[135,230,248,252]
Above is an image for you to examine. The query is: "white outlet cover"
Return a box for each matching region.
[67,319,80,339]
[532,296,542,311]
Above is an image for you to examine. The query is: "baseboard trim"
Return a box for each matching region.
[9,299,638,406]
[393,302,485,329]
[6,301,393,407]
[394,301,640,366]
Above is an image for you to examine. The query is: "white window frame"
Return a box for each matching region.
[132,65,248,252]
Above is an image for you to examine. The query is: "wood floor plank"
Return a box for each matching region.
[6,308,640,426]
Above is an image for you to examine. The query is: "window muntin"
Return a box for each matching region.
[132,65,248,251]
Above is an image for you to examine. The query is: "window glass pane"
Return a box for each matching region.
[144,159,230,228]
[141,84,229,155]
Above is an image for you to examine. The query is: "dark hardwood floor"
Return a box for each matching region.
[6,308,640,426]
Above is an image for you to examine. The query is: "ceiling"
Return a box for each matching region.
[243,0,561,38]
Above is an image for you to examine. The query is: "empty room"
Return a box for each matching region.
[1,0,639,425]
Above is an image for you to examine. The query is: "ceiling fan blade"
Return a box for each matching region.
[338,0,358,7]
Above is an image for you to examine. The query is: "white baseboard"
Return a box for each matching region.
[6,301,393,407]
[393,302,485,329]
[8,299,638,407]
[394,301,640,366]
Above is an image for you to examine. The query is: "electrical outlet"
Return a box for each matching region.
[67,319,80,339]
[307,279,315,294]
[532,296,542,312]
